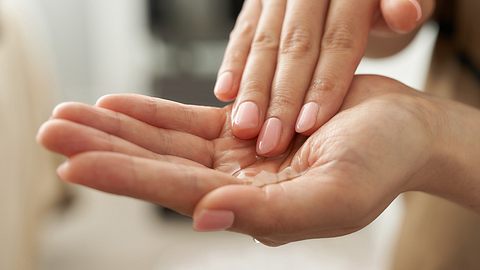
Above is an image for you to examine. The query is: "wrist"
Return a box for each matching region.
[413,96,480,212]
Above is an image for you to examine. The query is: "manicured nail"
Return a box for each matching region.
[257,118,282,155]
[214,72,234,97]
[234,101,260,131]
[409,0,422,22]
[296,102,319,133]
[193,210,235,232]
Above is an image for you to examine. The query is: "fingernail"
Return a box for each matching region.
[257,118,282,155]
[193,210,235,232]
[296,102,319,133]
[234,101,260,130]
[56,161,70,179]
[409,0,422,22]
[214,72,234,96]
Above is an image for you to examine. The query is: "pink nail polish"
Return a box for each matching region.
[409,0,422,22]
[296,102,319,133]
[234,101,260,130]
[193,210,235,232]
[257,118,282,155]
[214,72,234,96]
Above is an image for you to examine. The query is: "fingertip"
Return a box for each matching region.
[297,98,343,136]
[56,161,71,182]
[95,94,120,107]
[381,0,422,34]
[409,0,423,22]
[215,94,237,103]
[256,117,283,157]
[231,101,262,140]
[192,209,235,232]
[36,122,49,146]
[51,102,83,119]
[35,120,67,152]
[51,102,68,118]
[194,185,267,233]
[232,128,260,140]
[295,102,319,134]
[214,72,236,101]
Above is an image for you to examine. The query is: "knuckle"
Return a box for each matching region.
[271,90,297,109]
[242,79,264,91]
[179,105,198,125]
[322,23,356,52]
[280,26,313,57]
[240,80,269,98]
[229,21,255,41]
[309,76,338,93]
[223,49,244,68]
[145,96,159,116]
[252,31,280,52]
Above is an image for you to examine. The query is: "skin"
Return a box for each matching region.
[216,0,436,157]
[37,75,480,246]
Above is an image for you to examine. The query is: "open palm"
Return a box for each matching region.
[38,76,436,246]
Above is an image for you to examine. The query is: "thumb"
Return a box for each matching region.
[380,0,436,34]
[193,185,287,245]
[192,177,377,246]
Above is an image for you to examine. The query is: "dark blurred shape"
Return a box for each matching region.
[148,0,239,105]
[155,207,192,221]
[153,76,226,107]
[229,0,245,21]
[148,0,243,41]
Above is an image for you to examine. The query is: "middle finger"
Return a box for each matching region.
[257,0,329,156]
[231,0,288,139]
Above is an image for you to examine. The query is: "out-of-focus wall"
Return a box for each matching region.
[85,0,153,98]
[34,0,153,103]
[36,0,93,102]
[0,1,61,269]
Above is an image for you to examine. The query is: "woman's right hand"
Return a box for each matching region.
[214,0,436,157]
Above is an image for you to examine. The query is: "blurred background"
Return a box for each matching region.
[1,0,438,269]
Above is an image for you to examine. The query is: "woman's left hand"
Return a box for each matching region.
[37,75,443,245]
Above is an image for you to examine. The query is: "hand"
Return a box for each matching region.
[214,0,435,157]
[38,76,441,246]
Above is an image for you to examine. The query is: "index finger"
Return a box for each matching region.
[96,94,226,140]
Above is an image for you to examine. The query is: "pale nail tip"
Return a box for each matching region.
[52,103,67,116]
[409,0,422,22]
[56,162,70,179]
[295,125,307,134]
[257,148,266,156]
[298,121,315,133]
[214,87,229,97]
[192,223,206,232]
[214,72,234,96]
[193,210,234,232]
[257,141,271,155]
[36,123,47,142]
[257,147,268,156]
[95,94,116,106]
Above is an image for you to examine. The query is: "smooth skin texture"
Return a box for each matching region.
[216,0,436,157]
[38,75,480,246]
